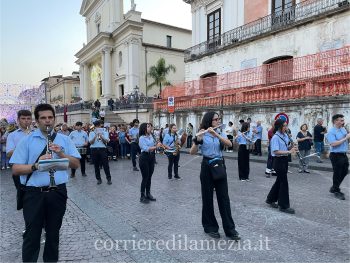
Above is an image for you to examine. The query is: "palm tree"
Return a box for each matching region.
[147,58,176,95]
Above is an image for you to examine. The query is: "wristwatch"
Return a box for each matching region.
[31,163,38,171]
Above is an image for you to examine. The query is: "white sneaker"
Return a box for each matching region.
[265,168,271,174]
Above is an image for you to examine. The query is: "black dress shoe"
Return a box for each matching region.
[97,179,102,185]
[174,175,182,180]
[334,192,345,200]
[82,173,87,177]
[140,196,150,203]
[226,230,240,241]
[279,207,295,214]
[133,167,139,171]
[206,232,220,239]
[265,200,278,208]
[107,180,112,185]
[146,193,156,201]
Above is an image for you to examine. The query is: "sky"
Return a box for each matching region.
[0,0,192,86]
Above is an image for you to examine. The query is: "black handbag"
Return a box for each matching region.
[208,158,227,181]
[16,133,56,210]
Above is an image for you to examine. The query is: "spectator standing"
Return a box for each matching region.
[313,118,327,163]
[296,124,313,173]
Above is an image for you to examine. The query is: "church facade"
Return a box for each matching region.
[75,0,192,105]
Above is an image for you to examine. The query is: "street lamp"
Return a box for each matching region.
[134,85,140,119]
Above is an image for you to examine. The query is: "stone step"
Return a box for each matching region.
[104,112,127,125]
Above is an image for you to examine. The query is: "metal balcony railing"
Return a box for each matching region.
[185,0,350,62]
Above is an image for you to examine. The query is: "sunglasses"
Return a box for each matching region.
[212,118,221,121]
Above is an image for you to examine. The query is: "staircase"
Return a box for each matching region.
[104,110,127,125]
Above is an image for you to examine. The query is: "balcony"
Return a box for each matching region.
[155,46,350,112]
[185,0,350,62]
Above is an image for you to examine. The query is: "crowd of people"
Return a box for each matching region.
[1,103,349,262]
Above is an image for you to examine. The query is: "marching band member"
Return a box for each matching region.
[89,120,112,185]
[69,122,88,177]
[10,104,80,262]
[190,112,240,240]
[128,119,140,171]
[327,114,350,200]
[163,124,181,180]
[138,123,161,203]
[6,110,33,189]
[266,119,297,214]
[235,122,251,181]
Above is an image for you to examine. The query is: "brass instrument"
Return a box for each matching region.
[287,133,307,167]
[46,126,58,189]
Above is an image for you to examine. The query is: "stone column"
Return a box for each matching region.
[83,63,91,101]
[79,64,85,100]
[103,46,112,97]
[127,38,140,94]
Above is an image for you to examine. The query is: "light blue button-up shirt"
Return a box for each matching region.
[139,135,156,152]
[270,131,290,157]
[128,127,139,142]
[327,127,348,153]
[163,133,179,150]
[236,132,251,145]
[199,131,227,159]
[9,129,80,187]
[89,129,109,148]
[69,130,88,147]
[255,125,263,140]
[6,128,34,154]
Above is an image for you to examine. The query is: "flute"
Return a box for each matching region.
[195,124,224,137]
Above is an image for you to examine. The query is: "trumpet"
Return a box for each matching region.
[46,126,57,190]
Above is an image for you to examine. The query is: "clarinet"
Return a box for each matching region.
[287,133,306,167]
[46,126,58,189]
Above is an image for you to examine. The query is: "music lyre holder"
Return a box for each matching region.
[46,126,58,190]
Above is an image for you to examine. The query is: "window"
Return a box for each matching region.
[207,9,221,41]
[264,56,293,85]
[97,23,100,33]
[272,0,296,26]
[166,35,172,48]
[73,87,79,97]
[119,51,122,67]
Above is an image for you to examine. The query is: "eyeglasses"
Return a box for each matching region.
[212,118,221,121]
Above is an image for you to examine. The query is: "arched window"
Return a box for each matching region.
[200,72,217,94]
[263,56,293,84]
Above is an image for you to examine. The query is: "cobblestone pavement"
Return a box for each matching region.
[1,153,349,262]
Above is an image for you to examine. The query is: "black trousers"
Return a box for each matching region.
[139,152,155,195]
[130,142,140,167]
[167,153,180,178]
[108,141,119,158]
[329,153,349,192]
[238,144,250,180]
[267,156,290,209]
[200,159,236,235]
[91,148,111,181]
[22,184,67,262]
[71,154,86,175]
[186,135,193,148]
[254,139,262,155]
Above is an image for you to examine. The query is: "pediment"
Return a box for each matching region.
[80,0,94,16]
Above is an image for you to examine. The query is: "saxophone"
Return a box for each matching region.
[174,134,181,156]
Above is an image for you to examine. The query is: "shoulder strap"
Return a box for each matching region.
[275,133,289,148]
[24,132,57,186]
